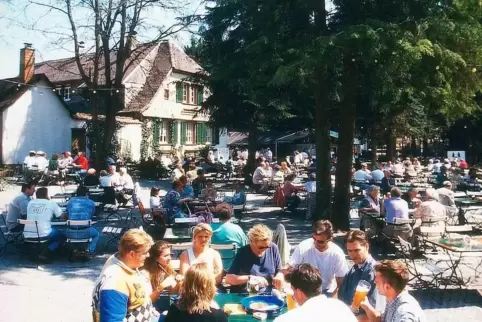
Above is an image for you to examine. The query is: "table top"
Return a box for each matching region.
[454,198,482,205]
[215,293,286,322]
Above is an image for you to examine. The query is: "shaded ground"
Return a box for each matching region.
[0,181,481,321]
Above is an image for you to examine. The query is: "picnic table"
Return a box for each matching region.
[454,197,482,225]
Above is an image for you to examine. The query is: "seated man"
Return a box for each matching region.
[252,162,271,193]
[116,167,134,205]
[285,220,347,297]
[361,260,426,322]
[413,188,446,230]
[353,163,372,190]
[23,151,37,169]
[437,181,455,206]
[401,187,420,210]
[200,180,218,201]
[228,181,246,206]
[338,231,385,313]
[380,170,395,195]
[382,187,412,241]
[24,187,64,262]
[66,186,99,260]
[225,224,284,293]
[73,151,89,173]
[274,264,357,322]
[6,182,36,232]
[192,169,207,197]
[211,203,248,268]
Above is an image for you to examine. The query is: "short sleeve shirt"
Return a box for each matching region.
[289,239,348,292]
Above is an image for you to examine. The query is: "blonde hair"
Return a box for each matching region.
[248,224,273,242]
[192,223,213,239]
[178,262,216,314]
[118,228,154,257]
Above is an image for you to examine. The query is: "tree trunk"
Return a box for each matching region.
[422,137,429,157]
[332,57,357,231]
[386,127,396,161]
[245,122,258,186]
[314,68,332,221]
[370,137,378,168]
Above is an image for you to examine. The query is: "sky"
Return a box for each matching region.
[0,0,201,79]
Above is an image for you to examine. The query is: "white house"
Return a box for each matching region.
[0,45,73,164]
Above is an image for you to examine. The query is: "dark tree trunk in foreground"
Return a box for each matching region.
[386,126,396,161]
[314,71,332,221]
[332,58,357,231]
[371,136,378,168]
[245,122,258,186]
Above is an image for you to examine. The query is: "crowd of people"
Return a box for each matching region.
[91,220,426,322]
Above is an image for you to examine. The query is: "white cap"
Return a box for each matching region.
[36,151,45,155]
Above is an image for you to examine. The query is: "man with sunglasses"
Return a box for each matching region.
[286,220,348,297]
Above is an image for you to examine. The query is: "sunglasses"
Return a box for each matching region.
[313,237,329,245]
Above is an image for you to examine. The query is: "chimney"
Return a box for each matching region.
[19,43,35,83]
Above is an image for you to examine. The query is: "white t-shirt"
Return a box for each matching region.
[24,199,62,238]
[274,294,356,322]
[289,239,348,292]
[24,156,36,168]
[99,176,112,187]
[354,169,371,182]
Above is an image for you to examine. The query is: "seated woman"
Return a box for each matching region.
[165,262,227,322]
[179,223,223,284]
[83,168,100,187]
[226,181,246,205]
[180,175,195,199]
[142,241,184,303]
[163,180,191,222]
[225,224,284,293]
[280,161,292,176]
[150,186,161,208]
[200,180,218,201]
[48,153,59,174]
[282,174,304,213]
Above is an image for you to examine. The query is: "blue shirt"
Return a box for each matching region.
[338,255,385,312]
[67,196,96,221]
[384,197,409,223]
[181,185,194,198]
[228,243,282,292]
[211,222,248,268]
[230,190,246,205]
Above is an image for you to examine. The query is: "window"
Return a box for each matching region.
[205,126,213,144]
[190,86,195,104]
[183,83,189,103]
[160,121,168,143]
[186,123,194,144]
[56,87,62,96]
[64,86,71,101]
[164,89,169,100]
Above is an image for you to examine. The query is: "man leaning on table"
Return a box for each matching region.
[338,231,386,313]
[274,264,357,322]
[361,260,426,322]
[284,220,348,297]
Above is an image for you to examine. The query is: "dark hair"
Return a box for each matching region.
[375,260,409,292]
[285,264,322,298]
[76,186,89,197]
[142,240,175,291]
[345,230,368,246]
[214,203,233,221]
[172,180,183,190]
[197,169,205,175]
[286,174,296,181]
[390,187,402,198]
[312,220,333,238]
[179,175,187,184]
[35,187,49,199]
[21,182,35,193]
[150,187,160,197]
[52,153,59,160]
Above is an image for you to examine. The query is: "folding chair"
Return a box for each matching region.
[18,219,49,259]
[65,220,94,260]
[170,242,193,259]
[0,213,23,256]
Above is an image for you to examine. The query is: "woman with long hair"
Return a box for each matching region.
[179,223,223,284]
[165,262,227,322]
[142,241,183,302]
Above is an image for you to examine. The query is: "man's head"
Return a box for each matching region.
[285,264,322,305]
[29,151,36,157]
[312,220,333,252]
[118,228,154,269]
[76,186,89,197]
[197,169,205,178]
[21,182,36,197]
[367,185,380,200]
[119,167,127,175]
[109,165,116,175]
[443,181,452,189]
[390,187,402,198]
[345,230,369,265]
[35,187,49,200]
[407,187,418,199]
[214,202,233,222]
[374,260,409,299]
[78,152,84,157]
[424,188,439,202]
[361,163,368,170]
[248,224,273,257]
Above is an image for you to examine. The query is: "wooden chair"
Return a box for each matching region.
[65,220,94,260]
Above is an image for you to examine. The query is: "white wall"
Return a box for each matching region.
[2,79,72,164]
[117,123,142,162]
[142,71,209,122]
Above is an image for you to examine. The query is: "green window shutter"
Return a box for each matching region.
[197,85,204,105]
[152,119,159,144]
[201,123,206,144]
[196,123,203,144]
[171,121,178,145]
[176,82,182,102]
[181,122,187,144]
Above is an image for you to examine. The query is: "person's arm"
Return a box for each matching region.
[333,252,349,296]
[52,203,63,218]
[99,280,129,322]
[19,197,29,217]
[179,251,190,276]
[213,250,224,284]
[150,275,177,301]
[360,298,381,322]
[225,250,250,286]
[272,244,284,289]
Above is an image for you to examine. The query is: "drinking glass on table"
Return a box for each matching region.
[351,280,371,313]
[248,277,260,296]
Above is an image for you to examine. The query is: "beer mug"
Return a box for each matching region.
[248,277,260,296]
[351,280,371,313]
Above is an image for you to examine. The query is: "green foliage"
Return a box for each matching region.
[85,119,121,161]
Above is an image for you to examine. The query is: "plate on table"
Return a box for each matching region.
[241,295,284,317]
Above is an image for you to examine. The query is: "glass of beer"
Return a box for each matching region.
[351,280,371,313]
[285,289,297,311]
[248,277,259,296]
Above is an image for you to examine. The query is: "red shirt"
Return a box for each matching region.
[75,156,89,170]
[459,160,468,169]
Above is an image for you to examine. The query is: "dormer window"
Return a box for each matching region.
[64,86,71,101]
[56,86,62,96]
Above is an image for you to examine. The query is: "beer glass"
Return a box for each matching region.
[248,277,259,296]
[351,280,371,312]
